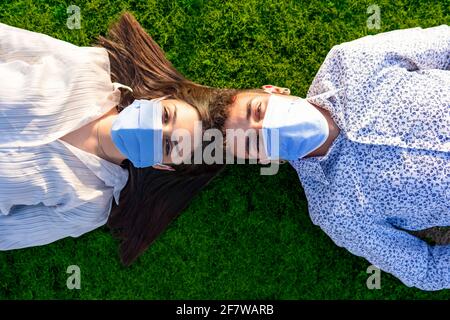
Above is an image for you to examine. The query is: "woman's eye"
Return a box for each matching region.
[165,137,171,156]
[163,107,169,124]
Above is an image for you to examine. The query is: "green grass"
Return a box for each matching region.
[0,0,449,299]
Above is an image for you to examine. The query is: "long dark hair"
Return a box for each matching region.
[96,12,237,265]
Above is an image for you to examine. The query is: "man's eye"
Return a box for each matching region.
[163,107,169,124]
[165,137,171,156]
[257,103,262,120]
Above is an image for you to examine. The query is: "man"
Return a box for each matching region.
[220,25,450,291]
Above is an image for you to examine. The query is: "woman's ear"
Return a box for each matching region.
[262,85,290,95]
[152,164,175,171]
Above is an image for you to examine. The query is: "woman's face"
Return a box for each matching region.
[160,99,201,164]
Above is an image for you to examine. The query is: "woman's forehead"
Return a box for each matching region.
[162,98,190,109]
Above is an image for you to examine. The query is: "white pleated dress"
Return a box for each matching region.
[0,22,130,249]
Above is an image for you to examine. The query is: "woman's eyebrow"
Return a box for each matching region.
[171,102,178,125]
[163,133,172,156]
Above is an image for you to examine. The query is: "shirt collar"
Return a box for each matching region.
[290,129,344,185]
[291,157,330,185]
[289,88,344,185]
[306,89,345,131]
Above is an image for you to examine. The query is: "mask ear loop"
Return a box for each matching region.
[113,83,134,113]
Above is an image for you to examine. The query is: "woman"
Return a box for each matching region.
[220,25,450,291]
[0,12,235,265]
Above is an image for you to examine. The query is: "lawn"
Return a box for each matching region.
[0,0,449,299]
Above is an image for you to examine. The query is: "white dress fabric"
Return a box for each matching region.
[0,22,130,249]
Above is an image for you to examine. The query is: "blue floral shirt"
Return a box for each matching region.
[289,25,450,291]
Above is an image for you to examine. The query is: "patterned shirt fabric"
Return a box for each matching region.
[289,25,450,291]
[0,22,129,249]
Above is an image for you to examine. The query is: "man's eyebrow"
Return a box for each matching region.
[246,97,255,121]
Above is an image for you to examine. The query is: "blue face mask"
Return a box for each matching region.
[261,94,329,160]
[111,99,163,168]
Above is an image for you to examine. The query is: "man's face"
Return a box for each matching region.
[224,90,298,160]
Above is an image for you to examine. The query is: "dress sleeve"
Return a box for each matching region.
[316,212,450,291]
[0,199,111,250]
